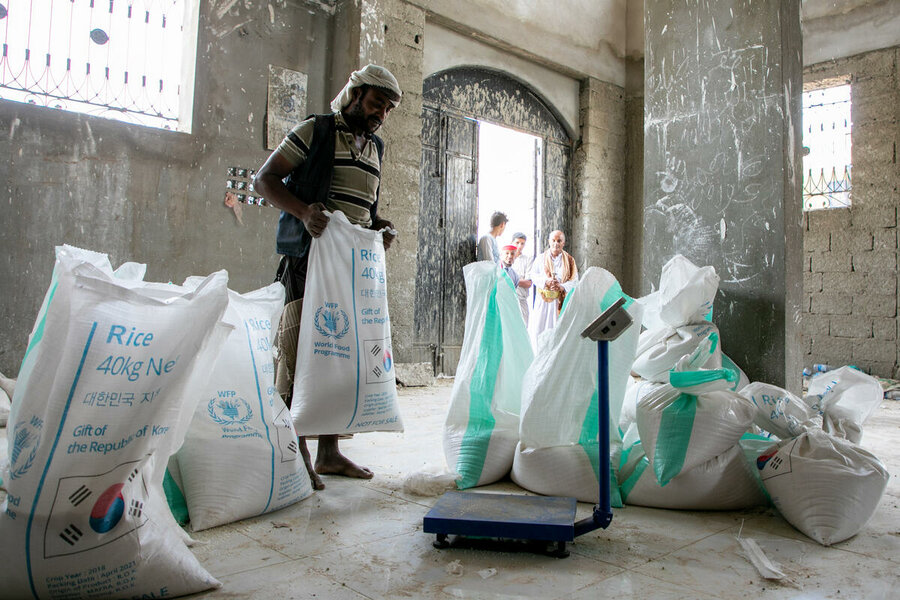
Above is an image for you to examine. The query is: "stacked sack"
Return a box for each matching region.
[619,345,767,510]
[742,367,890,546]
[618,255,763,510]
[0,245,228,599]
[443,262,533,488]
[171,280,313,532]
[512,268,643,504]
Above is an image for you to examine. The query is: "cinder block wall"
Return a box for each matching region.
[802,46,900,379]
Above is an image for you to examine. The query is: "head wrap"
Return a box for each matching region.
[511,232,527,241]
[502,245,518,252]
[330,64,402,113]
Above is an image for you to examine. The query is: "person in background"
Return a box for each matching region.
[510,232,533,323]
[476,211,508,263]
[527,230,578,348]
[253,64,401,490]
[499,244,520,289]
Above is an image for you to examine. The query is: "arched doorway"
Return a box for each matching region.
[413,67,573,375]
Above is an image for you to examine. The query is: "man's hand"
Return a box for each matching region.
[303,203,329,237]
[372,218,396,250]
[518,278,533,289]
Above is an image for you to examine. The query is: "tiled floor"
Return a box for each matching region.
[2,380,897,599]
[182,380,899,600]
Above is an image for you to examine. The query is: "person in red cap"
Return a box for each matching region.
[499,244,520,288]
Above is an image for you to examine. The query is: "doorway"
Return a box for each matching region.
[413,68,572,376]
[476,121,542,260]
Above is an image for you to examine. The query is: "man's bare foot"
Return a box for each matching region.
[298,436,326,490]
[315,453,374,479]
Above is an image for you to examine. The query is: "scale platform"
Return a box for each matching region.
[423,491,578,557]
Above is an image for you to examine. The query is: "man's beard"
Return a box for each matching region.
[346,102,381,134]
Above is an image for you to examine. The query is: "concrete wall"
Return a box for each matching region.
[643,0,804,388]
[0,1,336,376]
[801,46,900,379]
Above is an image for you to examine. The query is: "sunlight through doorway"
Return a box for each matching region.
[476,121,543,257]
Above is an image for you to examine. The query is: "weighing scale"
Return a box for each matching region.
[423,297,633,557]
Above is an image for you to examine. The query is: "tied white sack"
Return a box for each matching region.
[443,262,533,489]
[636,352,755,486]
[741,382,819,440]
[805,366,884,444]
[632,321,722,382]
[620,377,666,433]
[512,268,643,504]
[758,428,889,546]
[0,249,228,599]
[292,210,402,435]
[619,439,767,510]
[175,282,313,531]
[657,255,719,327]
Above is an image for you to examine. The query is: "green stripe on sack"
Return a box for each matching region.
[456,281,504,489]
[620,456,650,502]
[653,393,697,486]
[163,467,190,526]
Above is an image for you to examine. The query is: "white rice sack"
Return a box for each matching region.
[443,262,533,488]
[175,283,313,531]
[632,322,722,382]
[657,255,719,327]
[620,377,666,433]
[740,382,819,440]
[620,442,767,510]
[513,268,643,507]
[0,254,228,599]
[291,211,402,435]
[805,366,884,444]
[721,352,751,391]
[758,429,890,546]
[636,383,756,486]
[510,442,601,503]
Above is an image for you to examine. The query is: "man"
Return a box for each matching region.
[253,64,401,490]
[510,232,533,323]
[476,211,508,263]
[499,244,520,288]
[527,230,578,348]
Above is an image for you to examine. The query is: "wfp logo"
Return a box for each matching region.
[314,305,350,339]
[208,397,254,425]
[10,416,43,479]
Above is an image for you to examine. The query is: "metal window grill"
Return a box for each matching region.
[802,84,852,210]
[0,0,189,130]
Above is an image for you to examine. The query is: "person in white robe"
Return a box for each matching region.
[510,232,533,323]
[527,230,578,348]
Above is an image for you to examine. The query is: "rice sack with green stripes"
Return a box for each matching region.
[512,268,643,504]
[443,262,534,488]
[291,211,403,435]
[635,351,756,487]
[174,282,313,532]
[632,322,722,383]
[617,429,767,510]
[0,250,229,600]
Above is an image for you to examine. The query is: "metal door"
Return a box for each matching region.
[414,67,572,376]
[413,109,478,375]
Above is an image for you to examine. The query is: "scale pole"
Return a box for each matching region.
[598,339,611,516]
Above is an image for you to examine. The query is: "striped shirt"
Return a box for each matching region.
[275,111,380,226]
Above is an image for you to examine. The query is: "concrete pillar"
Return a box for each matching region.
[332,0,425,363]
[571,77,626,282]
[642,0,803,388]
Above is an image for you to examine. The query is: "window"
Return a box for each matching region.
[802,83,852,210]
[0,1,200,132]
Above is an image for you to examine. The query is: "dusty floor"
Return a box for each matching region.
[1,379,897,599]
[178,380,899,600]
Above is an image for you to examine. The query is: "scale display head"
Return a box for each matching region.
[581,297,632,342]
